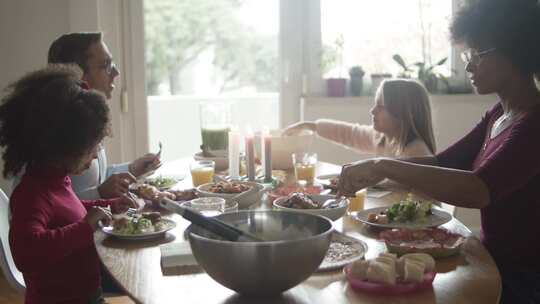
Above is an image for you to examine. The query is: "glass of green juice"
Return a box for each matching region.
[199,102,231,152]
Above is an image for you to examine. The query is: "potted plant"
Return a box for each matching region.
[349,66,365,96]
[322,35,346,97]
[392,54,449,93]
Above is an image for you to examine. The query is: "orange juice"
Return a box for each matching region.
[294,164,316,184]
[191,167,215,186]
[348,189,366,213]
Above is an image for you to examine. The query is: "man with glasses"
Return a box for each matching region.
[47,32,161,200]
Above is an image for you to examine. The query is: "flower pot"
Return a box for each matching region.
[327,78,347,97]
[350,77,364,96]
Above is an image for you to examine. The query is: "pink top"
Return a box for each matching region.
[9,166,119,303]
[437,103,540,272]
[315,119,433,157]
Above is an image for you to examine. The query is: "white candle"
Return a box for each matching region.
[262,127,272,182]
[228,127,240,180]
[302,74,308,95]
[245,127,256,181]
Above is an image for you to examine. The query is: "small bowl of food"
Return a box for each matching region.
[267,184,323,203]
[196,181,264,209]
[273,193,349,221]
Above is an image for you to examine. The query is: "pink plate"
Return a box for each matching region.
[344,264,436,295]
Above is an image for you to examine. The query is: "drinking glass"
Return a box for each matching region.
[199,102,231,152]
[189,197,225,217]
[190,160,215,187]
[292,152,317,184]
[348,188,366,214]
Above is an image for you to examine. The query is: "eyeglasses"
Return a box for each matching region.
[461,48,497,65]
[91,60,117,75]
[102,61,117,75]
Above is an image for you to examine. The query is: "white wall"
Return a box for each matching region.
[0,0,136,195]
[302,94,498,235]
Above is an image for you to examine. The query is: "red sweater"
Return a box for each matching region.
[9,166,115,304]
[437,103,540,273]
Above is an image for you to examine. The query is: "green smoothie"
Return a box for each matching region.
[201,127,230,151]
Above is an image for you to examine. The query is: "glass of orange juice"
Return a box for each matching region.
[190,160,215,187]
[348,188,366,214]
[292,152,317,184]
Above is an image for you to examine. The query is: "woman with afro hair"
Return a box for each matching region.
[338,0,540,302]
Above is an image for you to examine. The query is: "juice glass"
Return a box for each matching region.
[292,152,317,184]
[190,160,215,187]
[348,188,367,214]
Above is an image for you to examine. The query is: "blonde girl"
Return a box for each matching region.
[283,79,436,158]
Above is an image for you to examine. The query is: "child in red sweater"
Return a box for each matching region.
[0,65,136,303]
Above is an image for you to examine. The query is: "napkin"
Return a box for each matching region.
[160,242,202,275]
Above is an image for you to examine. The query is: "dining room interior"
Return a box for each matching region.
[2,0,539,303]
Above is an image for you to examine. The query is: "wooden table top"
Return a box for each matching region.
[95,160,501,304]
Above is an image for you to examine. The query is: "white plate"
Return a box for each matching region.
[355,207,452,229]
[101,219,176,240]
[145,174,186,190]
[318,232,367,272]
[316,173,339,185]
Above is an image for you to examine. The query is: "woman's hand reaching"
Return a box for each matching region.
[337,158,385,197]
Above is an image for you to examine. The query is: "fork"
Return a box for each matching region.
[157,141,163,158]
[126,208,138,217]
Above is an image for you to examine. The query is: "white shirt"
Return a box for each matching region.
[70,148,129,199]
[11,148,129,200]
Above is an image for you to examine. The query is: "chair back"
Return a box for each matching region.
[0,189,25,293]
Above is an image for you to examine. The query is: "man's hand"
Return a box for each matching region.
[84,207,111,231]
[129,153,162,177]
[98,172,137,198]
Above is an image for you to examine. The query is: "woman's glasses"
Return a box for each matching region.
[461,48,497,65]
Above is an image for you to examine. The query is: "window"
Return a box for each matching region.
[320,0,452,85]
[144,0,279,160]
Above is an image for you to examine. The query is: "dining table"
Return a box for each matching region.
[94,158,501,304]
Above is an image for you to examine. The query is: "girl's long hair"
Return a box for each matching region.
[378,79,436,154]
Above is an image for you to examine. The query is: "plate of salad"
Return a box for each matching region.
[355,196,452,229]
[101,212,176,240]
[145,175,184,190]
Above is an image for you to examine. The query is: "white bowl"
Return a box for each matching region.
[273,194,349,221]
[194,152,228,171]
[196,181,264,209]
[180,199,238,215]
[254,131,314,170]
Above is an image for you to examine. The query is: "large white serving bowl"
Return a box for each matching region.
[196,181,264,209]
[254,130,314,169]
[273,194,349,221]
[188,210,334,296]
